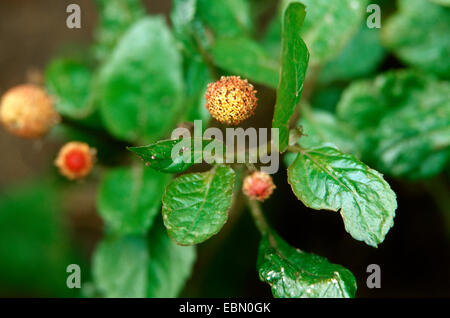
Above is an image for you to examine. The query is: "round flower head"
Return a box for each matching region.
[0,84,60,138]
[205,76,258,125]
[55,141,96,180]
[243,171,276,202]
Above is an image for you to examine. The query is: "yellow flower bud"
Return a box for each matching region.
[205,76,258,125]
[0,84,60,138]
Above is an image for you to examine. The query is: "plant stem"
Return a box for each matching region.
[246,198,279,249]
[246,198,269,236]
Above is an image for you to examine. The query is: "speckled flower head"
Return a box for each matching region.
[55,141,96,180]
[243,171,276,202]
[205,76,258,126]
[0,84,60,138]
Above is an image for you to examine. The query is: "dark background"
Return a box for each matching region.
[0,0,449,298]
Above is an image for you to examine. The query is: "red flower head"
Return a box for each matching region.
[243,171,276,202]
[55,141,96,180]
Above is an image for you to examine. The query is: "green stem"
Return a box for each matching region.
[246,198,269,235]
[246,198,279,249]
[193,32,220,81]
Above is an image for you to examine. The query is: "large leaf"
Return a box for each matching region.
[337,71,450,178]
[162,165,235,245]
[98,17,184,143]
[196,0,253,37]
[258,232,357,298]
[263,0,367,64]
[210,37,279,88]
[92,223,196,298]
[382,0,450,79]
[128,138,225,173]
[287,145,397,247]
[272,2,309,152]
[45,58,94,119]
[319,25,385,84]
[97,166,170,235]
[94,0,146,60]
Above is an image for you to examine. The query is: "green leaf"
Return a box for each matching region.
[183,56,212,123]
[97,166,170,235]
[210,37,279,88]
[0,181,79,296]
[162,165,235,245]
[429,0,450,6]
[196,0,253,37]
[45,58,94,118]
[171,1,212,122]
[263,0,367,65]
[287,145,397,247]
[171,0,209,55]
[310,85,344,113]
[128,138,225,173]
[301,0,368,64]
[98,17,184,143]
[319,25,385,84]
[337,71,450,178]
[92,222,196,297]
[373,81,450,179]
[272,2,310,152]
[258,232,357,298]
[337,71,425,130]
[297,107,360,156]
[94,0,146,60]
[382,0,450,79]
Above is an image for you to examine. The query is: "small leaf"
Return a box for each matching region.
[94,0,146,60]
[128,138,226,173]
[210,37,280,88]
[92,222,196,297]
[162,165,235,245]
[98,166,170,235]
[196,0,253,37]
[288,145,397,247]
[272,2,310,152]
[382,0,450,79]
[98,17,184,143]
[258,231,357,298]
[45,58,94,119]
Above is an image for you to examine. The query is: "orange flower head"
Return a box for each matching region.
[0,84,60,138]
[205,76,258,125]
[55,141,96,180]
[243,171,276,202]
